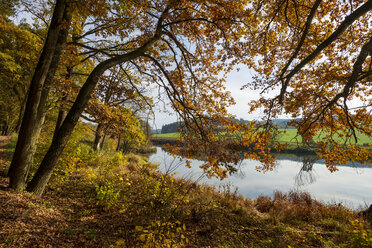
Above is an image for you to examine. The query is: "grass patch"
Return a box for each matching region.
[152,132,180,138]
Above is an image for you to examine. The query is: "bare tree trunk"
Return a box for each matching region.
[93,124,104,151]
[9,0,70,191]
[102,135,107,149]
[93,75,114,151]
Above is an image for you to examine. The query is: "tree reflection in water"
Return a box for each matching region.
[295,156,318,187]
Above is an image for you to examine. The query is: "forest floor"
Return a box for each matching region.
[0,136,126,247]
[0,136,11,188]
[0,136,371,247]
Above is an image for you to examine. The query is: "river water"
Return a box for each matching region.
[149,147,372,209]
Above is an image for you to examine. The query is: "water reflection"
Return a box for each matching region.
[157,147,207,184]
[295,156,318,187]
[150,147,372,208]
[158,147,320,187]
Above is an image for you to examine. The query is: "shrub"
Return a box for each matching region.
[135,220,188,247]
[256,196,273,213]
[95,179,121,210]
[347,219,372,248]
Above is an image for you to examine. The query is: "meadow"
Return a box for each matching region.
[153,129,372,146]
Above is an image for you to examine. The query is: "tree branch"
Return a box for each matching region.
[279,0,372,103]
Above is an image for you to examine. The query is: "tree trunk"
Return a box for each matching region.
[93,76,114,151]
[52,66,72,142]
[26,62,107,195]
[9,0,70,191]
[116,136,121,152]
[101,135,106,149]
[93,124,104,151]
[2,123,9,136]
[15,94,27,134]
[53,107,67,139]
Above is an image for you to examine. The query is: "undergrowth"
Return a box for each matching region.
[1,132,371,247]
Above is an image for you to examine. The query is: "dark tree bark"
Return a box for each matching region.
[15,95,27,134]
[116,136,121,152]
[26,24,163,195]
[2,123,9,136]
[52,96,68,142]
[102,135,107,148]
[11,84,29,134]
[26,61,111,195]
[9,0,70,191]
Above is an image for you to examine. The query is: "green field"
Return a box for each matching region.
[153,129,372,145]
[152,132,180,138]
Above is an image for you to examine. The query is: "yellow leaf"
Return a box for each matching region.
[115,238,125,245]
[139,234,146,242]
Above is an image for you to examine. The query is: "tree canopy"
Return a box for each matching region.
[0,16,42,134]
[243,0,372,170]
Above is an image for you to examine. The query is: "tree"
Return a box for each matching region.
[12,0,370,196]
[161,122,181,134]
[0,0,19,17]
[243,0,372,170]
[26,0,272,195]
[8,0,72,191]
[0,18,42,135]
[86,67,151,151]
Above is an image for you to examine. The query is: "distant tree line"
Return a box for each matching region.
[161,122,181,134]
[160,118,298,134]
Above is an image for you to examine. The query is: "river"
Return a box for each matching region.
[149,147,372,209]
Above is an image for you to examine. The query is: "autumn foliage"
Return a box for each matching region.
[1,0,372,247]
[0,0,370,194]
[243,0,372,169]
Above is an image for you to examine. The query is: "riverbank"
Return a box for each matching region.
[152,130,372,156]
[1,136,371,247]
[150,136,318,155]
